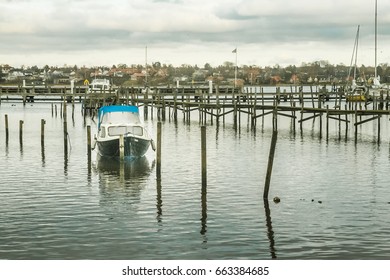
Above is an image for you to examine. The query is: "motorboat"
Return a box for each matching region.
[94,105,155,158]
[88,78,111,93]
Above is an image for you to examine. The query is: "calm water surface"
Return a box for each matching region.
[0,101,390,259]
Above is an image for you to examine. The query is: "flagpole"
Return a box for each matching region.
[374,0,377,78]
[234,47,237,88]
[145,45,148,86]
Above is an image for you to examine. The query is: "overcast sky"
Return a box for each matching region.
[1,0,389,68]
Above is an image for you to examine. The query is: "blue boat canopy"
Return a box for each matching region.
[98,105,140,129]
[99,105,139,114]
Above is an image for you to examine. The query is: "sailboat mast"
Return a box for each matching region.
[375,0,378,78]
[145,46,148,86]
[354,25,360,79]
[347,25,359,81]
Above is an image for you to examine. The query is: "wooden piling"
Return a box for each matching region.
[326,105,329,140]
[345,104,349,141]
[63,99,67,119]
[264,118,278,200]
[201,125,207,187]
[5,114,9,142]
[41,119,45,146]
[377,114,381,143]
[19,120,24,144]
[354,107,358,143]
[174,89,178,122]
[87,125,92,162]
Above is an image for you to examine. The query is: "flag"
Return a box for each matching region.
[232,48,237,53]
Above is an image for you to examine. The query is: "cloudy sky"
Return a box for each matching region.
[0,0,389,68]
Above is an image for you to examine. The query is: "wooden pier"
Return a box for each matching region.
[2,84,390,143]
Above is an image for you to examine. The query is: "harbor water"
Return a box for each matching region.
[1,101,390,260]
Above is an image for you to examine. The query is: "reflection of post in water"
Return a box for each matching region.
[63,113,68,157]
[200,125,207,240]
[63,101,69,176]
[263,199,277,259]
[41,142,45,166]
[156,178,162,224]
[119,159,125,182]
[156,122,162,178]
[201,126,207,186]
[200,184,207,237]
[152,151,164,225]
[64,146,68,176]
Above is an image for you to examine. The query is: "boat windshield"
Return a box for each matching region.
[108,125,143,136]
[101,111,140,124]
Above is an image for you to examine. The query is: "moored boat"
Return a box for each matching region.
[345,81,367,102]
[94,105,154,158]
[88,78,111,94]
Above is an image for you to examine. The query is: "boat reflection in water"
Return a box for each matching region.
[96,154,153,180]
[95,155,154,211]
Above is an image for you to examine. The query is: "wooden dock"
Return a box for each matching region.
[2,84,390,143]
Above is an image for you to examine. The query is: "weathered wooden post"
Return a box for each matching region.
[354,107,358,143]
[326,105,329,140]
[19,120,24,145]
[264,110,278,200]
[174,88,178,122]
[345,104,349,140]
[162,96,166,121]
[41,119,45,147]
[63,98,67,119]
[292,102,296,135]
[71,90,75,121]
[233,100,238,130]
[299,86,303,105]
[378,114,381,144]
[5,114,9,143]
[156,121,162,178]
[201,125,207,187]
[87,125,92,162]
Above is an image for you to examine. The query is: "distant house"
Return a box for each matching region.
[290,74,300,84]
[173,75,189,82]
[131,72,146,81]
[192,70,206,81]
[6,70,24,81]
[270,75,282,85]
[1,64,13,74]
